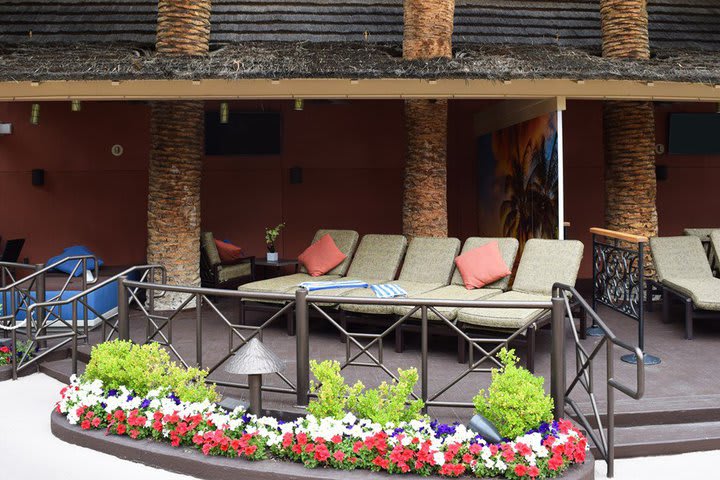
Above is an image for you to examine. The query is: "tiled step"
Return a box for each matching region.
[573,395,720,427]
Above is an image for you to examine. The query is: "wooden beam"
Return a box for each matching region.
[474,97,565,136]
[589,227,649,244]
[1,78,720,102]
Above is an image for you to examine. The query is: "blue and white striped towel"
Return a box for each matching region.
[370,283,407,298]
[298,280,369,292]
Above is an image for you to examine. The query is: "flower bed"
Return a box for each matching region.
[57,376,587,479]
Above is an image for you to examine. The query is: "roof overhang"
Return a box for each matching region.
[2,77,720,102]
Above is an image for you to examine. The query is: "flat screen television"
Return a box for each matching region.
[205,112,282,155]
[668,113,720,155]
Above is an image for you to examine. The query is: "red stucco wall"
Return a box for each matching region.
[1,99,718,278]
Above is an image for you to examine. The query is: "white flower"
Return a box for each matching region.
[433,451,445,466]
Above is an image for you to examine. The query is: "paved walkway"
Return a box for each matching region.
[0,373,712,480]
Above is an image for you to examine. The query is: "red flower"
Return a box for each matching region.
[91,417,101,428]
[372,456,389,470]
[314,444,330,462]
[281,433,293,448]
[245,445,257,456]
[113,410,125,422]
[296,433,308,445]
[528,465,540,478]
[353,441,363,453]
[439,463,465,477]
[515,442,532,457]
[331,435,342,444]
[548,453,564,471]
[333,450,345,462]
[558,419,573,435]
[81,420,91,430]
[202,443,212,455]
[489,444,499,456]
[462,453,473,463]
[130,429,140,439]
[501,448,515,462]
[304,443,315,453]
[514,464,528,477]
[0,346,10,353]
[469,443,482,455]
[116,424,126,435]
[292,444,302,455]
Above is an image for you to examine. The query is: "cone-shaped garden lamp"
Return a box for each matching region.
[224,338,285,415]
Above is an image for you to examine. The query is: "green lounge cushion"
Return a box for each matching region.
[393,285,503,321]
[340,280,445,315]
[456,291,550,330]
[511,239,584,296]
[662,277,720,311]
[218,263,252,283]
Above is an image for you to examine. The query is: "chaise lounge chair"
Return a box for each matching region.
[338,236,461,325]
[302,234,408,301]
[239,229,359,334]
[650,235,720,339]
[455,239,584,372]
[393,237,519,357]
[200,232,255,290]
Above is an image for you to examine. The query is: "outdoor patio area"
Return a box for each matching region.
[36,281,720,459]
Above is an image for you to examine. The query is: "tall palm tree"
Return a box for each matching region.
[148,0,211,309]
[600,1,658,245]
[402,0,455,238]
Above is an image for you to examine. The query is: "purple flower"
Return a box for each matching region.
[140,399,151,409]
[107,389,118,397]
[392,427,405,437]
[241,413,251,423]
[100,402,107,409]
[167,393,181,405]
[126,395,134,401]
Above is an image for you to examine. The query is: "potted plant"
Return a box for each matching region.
[264,223,285,262]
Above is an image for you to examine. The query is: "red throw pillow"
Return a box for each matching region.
[454,241,512,290]
[298,234,347,277]
[214,239,244,263]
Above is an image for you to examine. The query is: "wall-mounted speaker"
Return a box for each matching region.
[289,166,303,184]
[655,165,668,182]
[31,168,45,186]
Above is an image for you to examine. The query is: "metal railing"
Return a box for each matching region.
[0,264,165,378]
[17,273,642,477]
[555,283,645,478]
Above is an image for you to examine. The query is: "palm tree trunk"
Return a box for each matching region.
[402,0,454,237]
[403,99,449,237]
[600,0,657,240]
[148,1,211,309]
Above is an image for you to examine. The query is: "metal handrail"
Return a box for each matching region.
[2,264,165,379]
[553,282,645,479]
[0,255,99,292]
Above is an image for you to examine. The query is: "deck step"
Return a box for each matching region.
[593,421,720,459]
[39,358,85,384]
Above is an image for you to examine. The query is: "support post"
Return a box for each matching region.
[248,374,263,416]
[606,340,615,478]
[550,292,566,420]
[295,287,309,407]
[71,300,78,375]
[36,264,46,348]
[196,293,203,368]
[117,275,129,340]
[420,305,428,414]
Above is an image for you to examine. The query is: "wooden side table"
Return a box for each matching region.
[254,258,299,279]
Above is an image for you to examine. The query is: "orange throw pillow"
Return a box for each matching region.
[298,234,347,277]
[454,241,511,290]
[214,239,245,263]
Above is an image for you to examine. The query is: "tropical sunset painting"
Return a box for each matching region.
[477,113,560,248]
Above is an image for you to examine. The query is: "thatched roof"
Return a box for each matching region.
[1,43,719,84]
[1,0,719,51]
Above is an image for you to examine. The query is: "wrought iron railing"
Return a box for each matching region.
[590,227,660,365]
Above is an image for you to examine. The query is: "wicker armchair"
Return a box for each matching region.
[200,232,255,289]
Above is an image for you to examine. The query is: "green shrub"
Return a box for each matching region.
[82,340,218,403]
[347,368,424,425]
[472,348,553,440]
[308,359,424,424]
